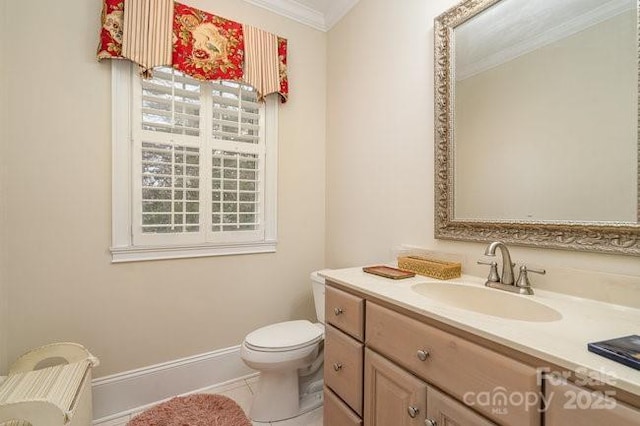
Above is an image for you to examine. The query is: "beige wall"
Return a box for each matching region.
[4,0,640,380]
[0,0,8,374]
[326,0,640,296]
[326,0,440,267]
[455,11,637,222]
[1,0,326,376]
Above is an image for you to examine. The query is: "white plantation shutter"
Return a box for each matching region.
[212,81,261,144]
[141,142,200,234]
[130,66,268,247]
[111,61,277,261]
[141,69,201,136]
[209,82,264,240]
[132,67,203,245]
[211,151,260,233]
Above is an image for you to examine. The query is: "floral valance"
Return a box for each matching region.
[97,0,289,102]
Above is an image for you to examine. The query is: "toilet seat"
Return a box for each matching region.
[244,320,323,352]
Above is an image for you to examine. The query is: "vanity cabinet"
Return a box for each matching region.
[324,387,363,426]
[427,385,496,426]
[364,348,494,425]
[324,281,541,426]
[324,280,640,426]
[366,302,540,426]
[545,376,640,426]
[324,286,365,423]
[325,285,365,340]
[364,348,427,426]
[325,325,364,415]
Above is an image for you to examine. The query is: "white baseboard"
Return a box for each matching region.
[92,345,255,422]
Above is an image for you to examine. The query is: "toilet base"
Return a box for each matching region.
[249,369,324,423]
[299,379,324,412]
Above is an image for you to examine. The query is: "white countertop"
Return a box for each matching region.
[321,267,640,398]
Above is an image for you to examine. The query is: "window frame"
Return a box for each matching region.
[110,61,278,262]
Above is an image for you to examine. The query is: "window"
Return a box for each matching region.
[111,62,277,262]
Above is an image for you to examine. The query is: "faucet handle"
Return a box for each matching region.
[515,265,546,288]
[477,260,500,283]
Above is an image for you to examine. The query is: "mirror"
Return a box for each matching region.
[434,0,640,255]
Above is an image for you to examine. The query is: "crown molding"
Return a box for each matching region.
[457,0,635,80]
[324,0,359,30]
[245,0,326,31]
[244,0,359,31]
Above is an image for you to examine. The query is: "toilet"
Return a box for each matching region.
[240,271,326,423]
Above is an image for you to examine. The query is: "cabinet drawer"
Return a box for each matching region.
[545,376,640,425]
[366,303,540,426]
[325,324,364,416]
[324,387,363,426]
[326,285,365,341]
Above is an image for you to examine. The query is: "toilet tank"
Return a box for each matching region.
[310,271,327,324]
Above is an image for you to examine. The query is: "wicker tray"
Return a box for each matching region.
[397,256,461,280]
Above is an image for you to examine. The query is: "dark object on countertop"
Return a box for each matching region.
[588,335,640,371]
[363,266,416,280]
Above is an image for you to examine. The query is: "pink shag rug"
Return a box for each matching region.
[127,394,252,426]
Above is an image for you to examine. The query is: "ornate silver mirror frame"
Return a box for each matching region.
[434,0,640,256]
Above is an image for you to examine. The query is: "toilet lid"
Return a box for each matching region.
[244,320,324,352]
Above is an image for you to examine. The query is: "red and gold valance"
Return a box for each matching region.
[97,0,289,102]
[172,3,244,81]
[97,0,125,60]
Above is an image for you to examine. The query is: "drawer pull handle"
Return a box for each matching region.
[425,419,437,426]
[407,406,420,418]
[333,363,343,372]
[334,307,344,316]
[416,349,430,361]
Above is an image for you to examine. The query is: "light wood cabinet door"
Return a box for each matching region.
[325,325,364,415]
[426,386,496,426]
[324,387,363,426]
[545,376,640,426]
[364,348,427,426]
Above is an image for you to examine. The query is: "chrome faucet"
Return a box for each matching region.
[478,241,545,295]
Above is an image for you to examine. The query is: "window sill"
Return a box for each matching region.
[110,241,277,263]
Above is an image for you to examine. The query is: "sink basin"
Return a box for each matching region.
[411,282,562,322]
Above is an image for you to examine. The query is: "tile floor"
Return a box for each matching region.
[95,376,323,426]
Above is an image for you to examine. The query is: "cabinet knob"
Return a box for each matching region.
[333,363,343,372]
[334,307,344,316]
[425,419,437,426]
[416,349,430,361]
[407,406,420,418]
